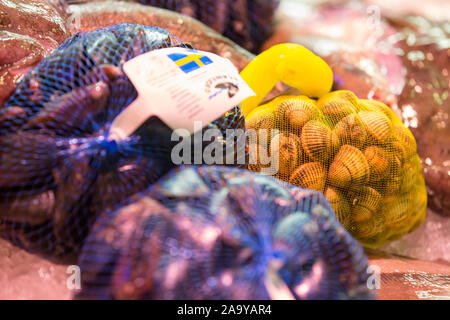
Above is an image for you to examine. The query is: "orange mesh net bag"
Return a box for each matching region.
[242,44,427,248]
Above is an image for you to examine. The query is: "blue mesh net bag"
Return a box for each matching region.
[0,23,246,261]
[133,0,279,53]
[76,165,374,300]
[66,0,279,53]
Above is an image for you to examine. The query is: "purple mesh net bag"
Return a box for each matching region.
[0,23,246,261]
[76,165,374,299]
[66,0,279,53]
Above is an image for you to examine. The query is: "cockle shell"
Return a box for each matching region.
[324,187,351,228]
[275,96,320,132]
[243,83,427,245]
[383,186,426,238]
[384,176,402,196]
[364,146,389,182]
[246,112,275,147]
[247,143,270,172]
[348,187,382,223]
[359,99,394,122]
[246,110,274,130]
[351,212,386,240]
[289,162,327,192]
[392,124,417,161]
[401,157,421,193]
[328,145,370,189]
[383,150,406,195]
[358,111,392,144]
[270,133,301,178]
[390,141,406,168]
[382,195,411,228]
[333,113,367,148]
[316,90,359,124]
[301,120,339,162]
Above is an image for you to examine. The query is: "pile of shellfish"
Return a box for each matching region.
[0,23,246,261]
[76,165,373,300]
[246,90,427,247]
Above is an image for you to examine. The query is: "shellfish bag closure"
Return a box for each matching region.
[246,90,427,248]
[76,165,374,300]
[0,23,246,261]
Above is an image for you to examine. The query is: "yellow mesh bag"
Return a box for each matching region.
[242,44,427,248]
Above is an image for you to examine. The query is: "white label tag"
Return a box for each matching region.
[108,47,255,140]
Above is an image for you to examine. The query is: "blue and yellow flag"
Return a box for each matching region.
[167,51,213,73]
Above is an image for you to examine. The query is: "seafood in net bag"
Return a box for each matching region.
[0,23,246,261]
[263,0,450,217]
[76,165,374,300]
[66,0,279,53]
[242,44,427,248]
[66,1,255,72]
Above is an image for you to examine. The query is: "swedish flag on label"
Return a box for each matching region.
[167,51,213,73]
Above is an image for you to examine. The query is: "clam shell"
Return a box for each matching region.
[348,187,382,223]
[316,90,359,124]
[324,187,351,227]
[246,110,274,130]
[359,99,394,121]
[328,145,370,189]
[382,195,411,228]
[351,212,386,240]
[301,120,338,162]
[247,143,270,172]
[383,151,405,195]
[270,133,301,179]
[358,111,392,144]
[334,114,367,148]
[364,146,389,182]
[246,112,275,147]
[390,141,406,166]
[289,162,327,192]
[275,96,319,132]
[400,156,421,193]
[384,176,402,196]
[392,124,417,160]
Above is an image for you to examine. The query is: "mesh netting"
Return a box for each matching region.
[0,23,246,261]
[246,90,427,248]
[135,0,279,53]
[76,165,374,300]
[66,0,279,53]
